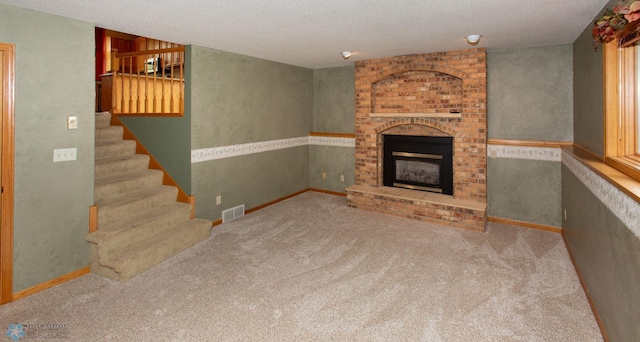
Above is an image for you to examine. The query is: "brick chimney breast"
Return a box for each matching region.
[347,48,487,231]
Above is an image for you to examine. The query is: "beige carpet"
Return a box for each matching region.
[1,192,602,341]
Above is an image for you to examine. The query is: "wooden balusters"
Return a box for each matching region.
[111,47,185,116]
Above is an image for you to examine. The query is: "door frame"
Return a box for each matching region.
[0,42,15,304]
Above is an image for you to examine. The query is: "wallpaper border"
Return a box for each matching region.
[488,145,561,162]
[562,150,640,238]
[191,136,355,163]
[193,140,561,163]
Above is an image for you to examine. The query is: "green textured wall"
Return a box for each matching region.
[309,145,354,192]
[573,28,604,158]
[0,4,95,292]
[488,159,561,227]
[313,66,355,133]
[573,1,613,158]
[189,46,313,220]
[119,103,191,192]
[488,45,573,142]
[309,67,355,193]
[566,2,640,338]
[562,166,640,341]
[193,148,309,220]
[487,45,572,227]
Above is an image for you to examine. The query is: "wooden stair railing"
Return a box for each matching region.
[111,47,185,116]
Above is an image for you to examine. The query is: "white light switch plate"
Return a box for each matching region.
[53,148,77,162]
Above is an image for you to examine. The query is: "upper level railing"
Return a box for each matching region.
[111,47,185,116]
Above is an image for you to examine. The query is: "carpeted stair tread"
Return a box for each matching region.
[88,202,192,238]
[86,202,192,257]
[95,125,124,143]
[95,139,136,159]
[98,219,211,281]
[95,112,111,128]
[96,185,177,210]
[95,169,164,202]
[96,185,178,227]
[95,154,150,178]
[88,244,114,278]
[89,112,212,282]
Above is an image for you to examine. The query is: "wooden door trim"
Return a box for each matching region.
[0,42,15,304]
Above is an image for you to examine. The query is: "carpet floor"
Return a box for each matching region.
[1,192,602,341]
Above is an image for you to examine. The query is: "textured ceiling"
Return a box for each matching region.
[0,0,609,69]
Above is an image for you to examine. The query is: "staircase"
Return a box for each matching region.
[86,112,211,281]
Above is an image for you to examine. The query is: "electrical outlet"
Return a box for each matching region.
[322,172,327,179]
[340,174,345,182]
[563,209,567,221]
[216,195,222,205]
[53,148,77,162]
[67,116,78,130]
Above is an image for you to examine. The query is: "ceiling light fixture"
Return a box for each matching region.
[341,51,352,59]
[466,35,481,45]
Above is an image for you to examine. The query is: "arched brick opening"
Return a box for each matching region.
[374,120,457,188]
[369,65,467,84]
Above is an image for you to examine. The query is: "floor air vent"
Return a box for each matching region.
[222,204,245,223]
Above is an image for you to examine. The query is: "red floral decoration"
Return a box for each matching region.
[592,9,628,50]
[591,1,640,50]
[615,0,640,22]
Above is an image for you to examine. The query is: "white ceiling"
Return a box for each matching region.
[0,0,609,69]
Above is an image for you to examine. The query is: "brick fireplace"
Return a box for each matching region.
[346,49,487,231]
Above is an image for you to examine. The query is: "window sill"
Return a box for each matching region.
[605,156,640,183]
[564,146,640,204]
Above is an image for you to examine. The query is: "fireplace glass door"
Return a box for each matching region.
[383,135,453,195]
[393,152,442,191]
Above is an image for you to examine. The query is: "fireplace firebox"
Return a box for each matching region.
[383,135,453,195]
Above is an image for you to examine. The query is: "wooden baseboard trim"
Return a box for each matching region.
[309,132,356,138]
[11,266,90,302]
[308,188,347,197]
[487,216,561,233]
[211,189,309,228]
[561,231,610,342]
[211,188,346,227]
[246,189,309,215]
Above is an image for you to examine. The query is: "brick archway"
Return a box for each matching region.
[368,65,467,84]
[374,118,458,136]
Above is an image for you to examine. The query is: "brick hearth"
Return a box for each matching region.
[346,49,487,231]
